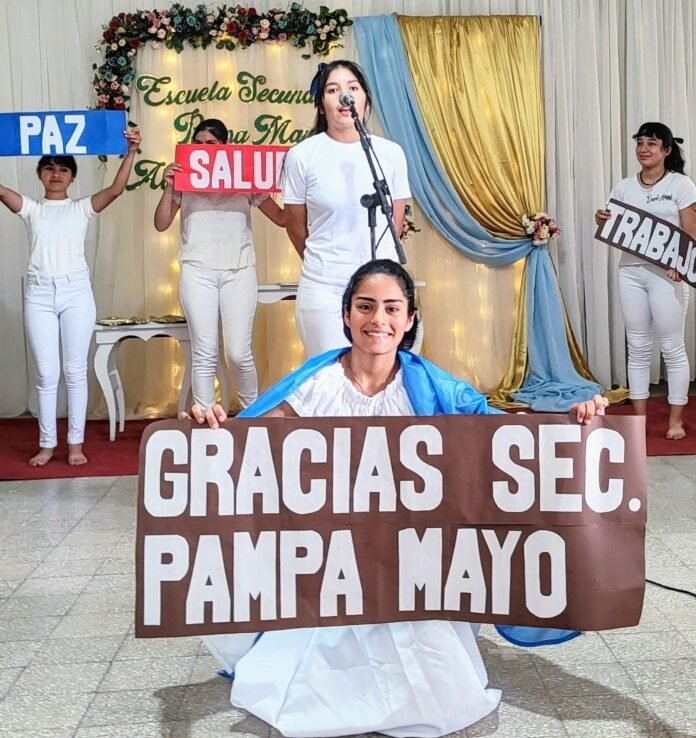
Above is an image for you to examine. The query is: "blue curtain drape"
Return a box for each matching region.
[353,14,601,411]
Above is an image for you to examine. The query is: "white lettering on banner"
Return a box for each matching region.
[19,116,41,154]
[186,535,230,624]
[282,429,328,514]
[319,529,364,617]
[491,426,536,512]
[19,114,87,155]
[398,528,443,610]
[398,527,567,617]
[236,427,280,515]
[539,425,583,512]
[613,209,641,247]
[491,425,625,512]
[143,530,365,626]
[143,425,443,516]
[443,528,486,613]
[182,147,286,191]
[584,429,624,512]
[399,425,444,510]
[64,115,87,154]
[280,530,324,618]
[143,534,189,626]
[524,531,567,617]
[189,150,210,188]
[482,529,520,615]
[143,429,189,517]
[190,429,234,516]
[233,531,277,622]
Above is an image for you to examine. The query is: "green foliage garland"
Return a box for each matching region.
[93,3,352,110]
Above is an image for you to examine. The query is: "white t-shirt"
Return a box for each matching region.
[286,360,414,417]
[18,196,96,277]
[609,172,696,266]
[282,133,411,287]
[174,191,268,270]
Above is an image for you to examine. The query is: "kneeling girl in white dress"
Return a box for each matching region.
[189,259,608,738]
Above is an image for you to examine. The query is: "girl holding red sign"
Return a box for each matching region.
[0,127,141,467]
[188,259,607,738]
[283,60,411,357]
[154,118,285,412]
[595,122,696,439]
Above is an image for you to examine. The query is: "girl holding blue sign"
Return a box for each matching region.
[0,126,141,466]
[154,118,285,413]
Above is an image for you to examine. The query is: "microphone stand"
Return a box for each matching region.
[348,105,407,264]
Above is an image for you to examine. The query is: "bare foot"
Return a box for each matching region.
[29,448,54,466]
[68,443,88,465]
[666,423,686,440]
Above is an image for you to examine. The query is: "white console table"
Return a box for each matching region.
[94,283,299,441]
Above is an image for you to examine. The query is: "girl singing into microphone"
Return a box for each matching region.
[282,60,411,357]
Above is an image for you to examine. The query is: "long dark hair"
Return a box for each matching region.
[192,118,229,144]
[308,59,373,136]
[36,155,77,177]
[342,260,419,351]
[633,122,686,174]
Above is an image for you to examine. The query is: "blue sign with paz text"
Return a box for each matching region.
[0,109,128,157]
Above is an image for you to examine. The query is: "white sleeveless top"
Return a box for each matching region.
[286,360,414,417]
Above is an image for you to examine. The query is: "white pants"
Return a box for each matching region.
[619,264,689,405]
[179,263,258,409]
[296,276,350,358]
[24,269,96,448]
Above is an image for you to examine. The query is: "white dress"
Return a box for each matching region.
[205,363,501,737]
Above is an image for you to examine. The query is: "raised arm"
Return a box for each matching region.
[0,184,22,214]
[285,203,308,259]
[153,163,183,231]
[258,196,286,228]
[91,127,141,214]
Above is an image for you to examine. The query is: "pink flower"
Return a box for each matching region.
[110,81,120,90]
[114,96,124,104]
[278,32,287,41]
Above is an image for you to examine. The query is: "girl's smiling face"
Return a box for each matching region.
[344,274,415,356]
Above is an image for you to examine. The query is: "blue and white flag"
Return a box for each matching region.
[0,109,128,156]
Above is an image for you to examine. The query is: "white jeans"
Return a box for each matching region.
[296,276,350,358]
[619,264,690,405]
[24,269,96,448]
[179,263,258,409]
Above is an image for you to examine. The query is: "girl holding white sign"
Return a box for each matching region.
[154,118,285,412]
[596,122,696,439]
[283,60,411,357]
[0,127,141,466]
[189,260,607,738]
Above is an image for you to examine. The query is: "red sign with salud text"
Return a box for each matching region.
[174,144,289,193]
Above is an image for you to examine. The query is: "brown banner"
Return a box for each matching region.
[135,414,647,638]
[595,198,696,286]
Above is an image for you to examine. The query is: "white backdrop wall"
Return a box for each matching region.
[2,0,696,419]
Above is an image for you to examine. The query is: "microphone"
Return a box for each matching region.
[339,91,356,108]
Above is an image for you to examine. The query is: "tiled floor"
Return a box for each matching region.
[0,458,694,738]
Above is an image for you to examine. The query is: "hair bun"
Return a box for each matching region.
[674,136,684,144]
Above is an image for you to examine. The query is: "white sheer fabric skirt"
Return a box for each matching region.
[203,620,500,738]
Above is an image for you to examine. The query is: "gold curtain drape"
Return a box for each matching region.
[398,15,616,406]
[398,15,545,238]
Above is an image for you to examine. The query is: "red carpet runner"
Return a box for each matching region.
[0,418,156,481]
[1,398,694,481]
